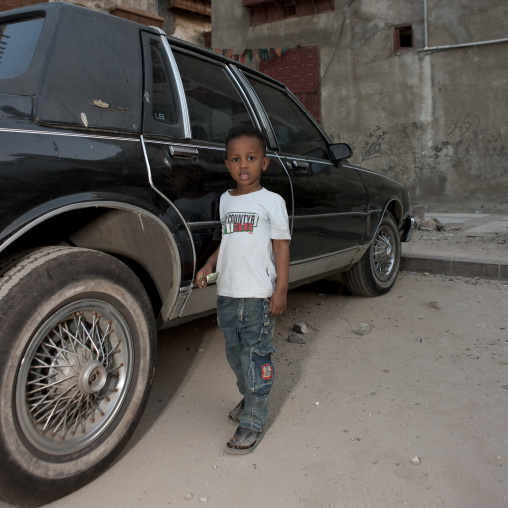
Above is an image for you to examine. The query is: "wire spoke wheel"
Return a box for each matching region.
[17,300,133,456]
[343,211,401,296]
[0,247,156,506]
[372,226,396,282]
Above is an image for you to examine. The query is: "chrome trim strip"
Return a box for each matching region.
[285,156,335,167]
[169,293,190,321]
[187,220,220,228]
[225,66,264,134]
[228,65,278,149]
[289,246,357,268]
[154,29,192,139]
[293,211,378,221]
[178,283,218,318]
[142,138,285,156]
[347,243,369,267]
[289,248,358,283]
[344,163,407,185]
[141,135,196,317]
[0,126,138,142]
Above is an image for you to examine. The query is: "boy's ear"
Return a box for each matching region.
[262,157,269,172]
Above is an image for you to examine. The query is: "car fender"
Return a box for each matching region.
[0,197,189,326]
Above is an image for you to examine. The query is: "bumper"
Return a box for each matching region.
[401,216,415,242]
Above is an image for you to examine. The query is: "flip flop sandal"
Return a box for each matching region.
[226,425,263,454]
[228,398,245,424]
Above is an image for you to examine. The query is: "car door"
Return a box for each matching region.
[140,33,293,314]
[242,74,369,267]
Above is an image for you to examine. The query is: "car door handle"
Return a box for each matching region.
[288,160,309,175]
[168,146,199,159]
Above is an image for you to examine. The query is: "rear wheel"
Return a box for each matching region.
[343,211,401,296]
[0,247,156,506]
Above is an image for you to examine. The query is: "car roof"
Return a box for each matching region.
[0,2,286,133]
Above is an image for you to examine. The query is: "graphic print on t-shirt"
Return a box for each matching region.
[221,212,259,235]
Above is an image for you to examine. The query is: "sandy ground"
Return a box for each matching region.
[11,271,502,508]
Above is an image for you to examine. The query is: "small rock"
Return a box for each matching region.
[354,323,373,335]
[185,494,193,501]
[411,456,421,465]
[419,218,445,231]
[288,333,306,344]
[200,498,208,503]
[293,322,308,334]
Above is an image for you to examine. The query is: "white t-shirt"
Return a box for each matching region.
[216,188,291,299]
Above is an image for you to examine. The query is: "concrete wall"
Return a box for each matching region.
[60,0,159,15]
[212,0,508,212]
[157,0,210,47]
[48,0,210,47]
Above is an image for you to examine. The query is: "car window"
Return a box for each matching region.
[172,50,254,143]
[150,43,177,125]
[0,17,44,79]
[247,76,329,159]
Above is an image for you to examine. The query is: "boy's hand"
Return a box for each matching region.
[269,288,287,316]
[196,265,212,288]
[196,246,220,289]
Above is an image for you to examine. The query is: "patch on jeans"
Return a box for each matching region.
[261,363,273,380]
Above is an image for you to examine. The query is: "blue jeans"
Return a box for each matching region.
[217,296,276,432]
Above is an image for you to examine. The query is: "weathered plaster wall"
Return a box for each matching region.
[212,0,508,212]
[59,0,159,15]
[156,0,211,47]
[170,11,210,47]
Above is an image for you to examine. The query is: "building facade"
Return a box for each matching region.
[0,0,210,47]
[212,0,508,212]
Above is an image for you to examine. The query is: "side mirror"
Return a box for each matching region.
[329,143,353,162]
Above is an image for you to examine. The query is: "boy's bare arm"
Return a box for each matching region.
[196,245,220,288]
[270,239,290,316]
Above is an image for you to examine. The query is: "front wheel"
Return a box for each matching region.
[0,247,157,506]
[343,211,401,296]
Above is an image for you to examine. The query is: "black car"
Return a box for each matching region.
[0,3,413,505]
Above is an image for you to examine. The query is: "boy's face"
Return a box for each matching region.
[225,134,269,195]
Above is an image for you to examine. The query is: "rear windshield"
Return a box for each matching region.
[0,17,44,79]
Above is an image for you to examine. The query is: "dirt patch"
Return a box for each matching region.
[31,272,508,508]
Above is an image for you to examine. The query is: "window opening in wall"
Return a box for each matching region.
[243,0,333,26]
[281,1,297,18]
[394,25,413,52]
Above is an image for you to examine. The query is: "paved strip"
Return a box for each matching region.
[400,253,508,281]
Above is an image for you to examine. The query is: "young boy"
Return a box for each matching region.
[196,124,291,454]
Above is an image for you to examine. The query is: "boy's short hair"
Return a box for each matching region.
[225,124,266,157]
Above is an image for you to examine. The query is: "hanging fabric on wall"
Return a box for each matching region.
[210,48,288,63]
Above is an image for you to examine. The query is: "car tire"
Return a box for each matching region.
[0,247,157,507]
[343,211,401,297]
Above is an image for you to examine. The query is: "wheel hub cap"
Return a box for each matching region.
[78,360,108,394]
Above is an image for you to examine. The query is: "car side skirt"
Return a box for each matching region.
[174,246,360,321]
